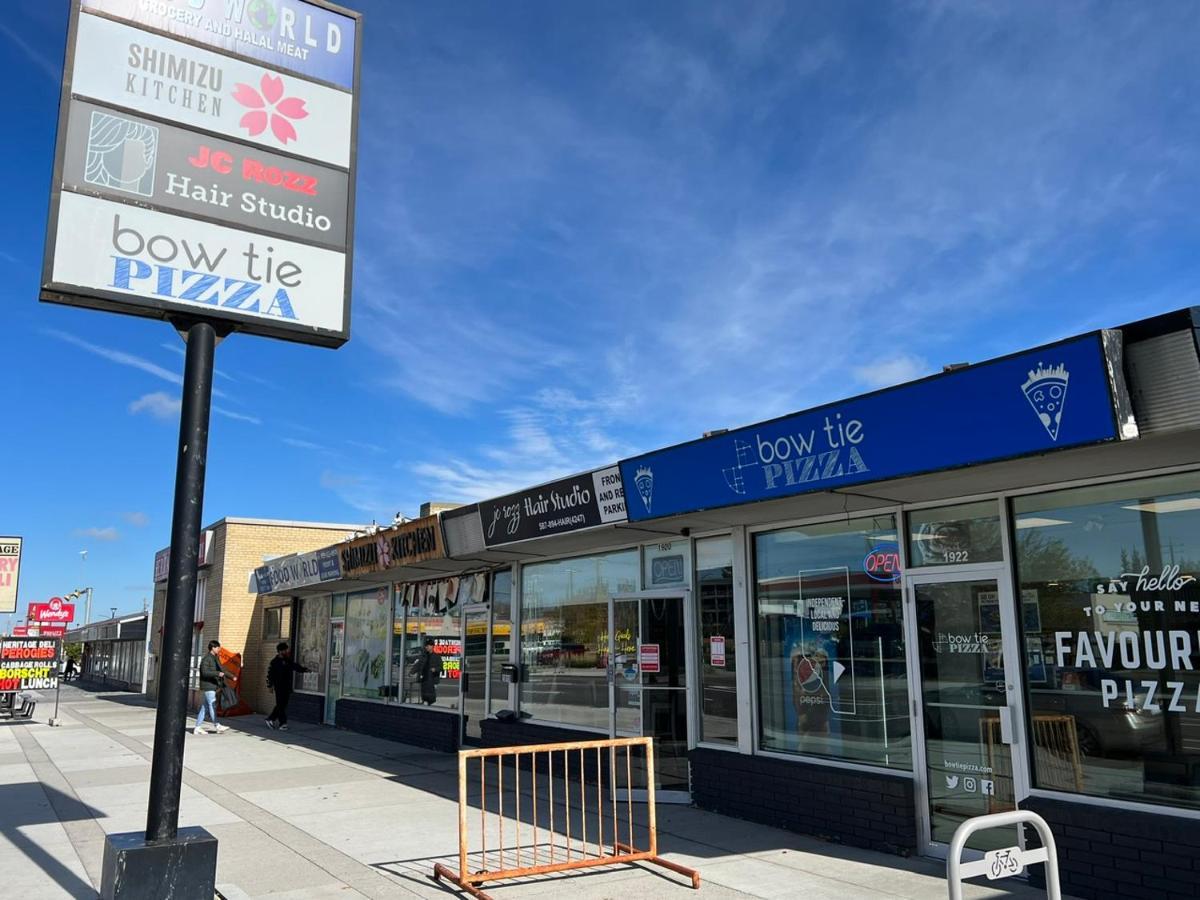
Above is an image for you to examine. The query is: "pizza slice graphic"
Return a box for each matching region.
[1021,363,1070,441]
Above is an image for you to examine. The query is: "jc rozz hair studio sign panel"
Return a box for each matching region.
[41,0,360,348]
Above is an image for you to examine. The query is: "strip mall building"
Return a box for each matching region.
[259,308,1200,899]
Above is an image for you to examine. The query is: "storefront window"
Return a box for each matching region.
[520,550,639,728]
[696,536,737,745]
[1014,472,1200,810]
[293,595,329,693]
[392,574,484,709]
[908,501,1002,567]
[490,570,513,714]
[342,587,390,700]
[754,515,911,769]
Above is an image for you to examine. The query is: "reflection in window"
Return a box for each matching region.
[520,550,638,728]
[293,595,329,693]
[754,516,911,769]
[490,570,513,715]
[696,536,737,745]
[391,575,485,709]
[1015,473,1200,810]
[342,588,390,700]
[908,501,1002,567]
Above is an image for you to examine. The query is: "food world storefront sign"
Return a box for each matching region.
[478,465,628,548]
[0,537,21,615]
[620,333,1132,522]
[41,0,361,349]
[338,517,445,579]
[153,530,215,582]
[0,638,61,692]
[29,598,76,624]
[255,546,341,594]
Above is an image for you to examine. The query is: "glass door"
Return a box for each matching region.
[608,592,692,801]
[325,618,345,725]
[908,570,1028,855]
[461,603,490,743]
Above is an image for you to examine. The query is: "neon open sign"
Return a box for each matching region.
[864,544,902,583]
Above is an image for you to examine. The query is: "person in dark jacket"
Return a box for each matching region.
[195,640,229,735]
[266,642,309,731]
[414,637,440,705]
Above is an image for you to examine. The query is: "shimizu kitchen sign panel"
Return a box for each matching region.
[41,0,361,349]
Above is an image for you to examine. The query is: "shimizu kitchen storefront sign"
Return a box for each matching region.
[41,0,361,349]
[339,517,445,579]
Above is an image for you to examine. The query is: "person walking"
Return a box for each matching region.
[195,640,229,735]
[414,637,440,706]
[266,642,309,732]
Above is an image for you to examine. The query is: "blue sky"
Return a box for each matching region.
[3,0,1199,620]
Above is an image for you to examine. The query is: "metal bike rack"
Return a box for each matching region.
[947,810,1061,900]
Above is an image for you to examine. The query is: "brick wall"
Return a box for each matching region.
[1024,795,1200,900]
[334,699,460,752]
[289,692,323,725]
[143,520,357,713]
[690,748,917,856]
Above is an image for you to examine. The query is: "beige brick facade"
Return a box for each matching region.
[146,518,360,715]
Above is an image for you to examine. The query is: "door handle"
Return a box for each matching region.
[999,706,1014,745]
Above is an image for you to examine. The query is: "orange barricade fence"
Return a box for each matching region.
[433,736,700,900]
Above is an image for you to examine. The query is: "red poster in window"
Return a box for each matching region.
[639,643,660,673]
[710,635,726,667]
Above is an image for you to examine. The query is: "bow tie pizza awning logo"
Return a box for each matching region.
[1022,362,1070,441]
[232,74,309,146]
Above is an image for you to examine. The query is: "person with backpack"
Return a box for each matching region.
[266,642,309,731]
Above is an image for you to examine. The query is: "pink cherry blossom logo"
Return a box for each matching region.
[231,74,309,145]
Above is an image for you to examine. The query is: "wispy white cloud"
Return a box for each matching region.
[0,19,59,82]
[853,355,929,389]
[122,511,150,527]
[52,330,184,387]
[129,392,180,420]
[319,470,399,517]
[129,390,260,425]
[214,407,261,425]
[283,437,329,452]
[75,526,119,542]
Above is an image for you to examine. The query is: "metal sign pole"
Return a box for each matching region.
[49,639,63,726]
[145,319,216,843]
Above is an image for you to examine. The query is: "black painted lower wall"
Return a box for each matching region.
[334,698,460,752]
[288,692,323,725]
[1024,795,1200,900]
[690,747,917,856]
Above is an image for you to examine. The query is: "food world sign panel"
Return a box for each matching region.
[255,546,341,593]
[479,465,628,548]
[63,100,350,247]
[0,538,20,615]
[72,13,352,167]
[620,334,1124,522]
[82,0,357,89]
[52,192,346,335]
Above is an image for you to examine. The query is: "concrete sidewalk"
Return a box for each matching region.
[0,683,1048,899]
